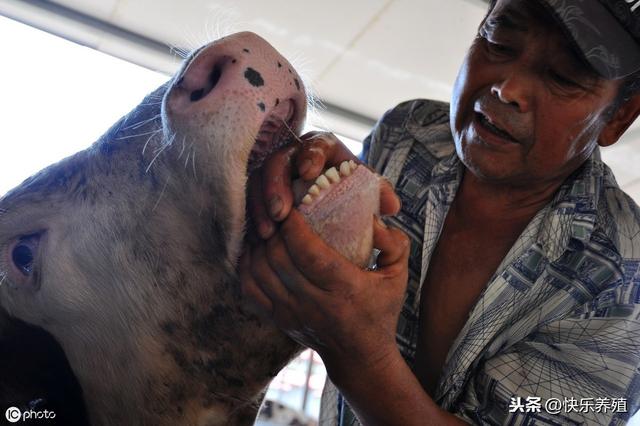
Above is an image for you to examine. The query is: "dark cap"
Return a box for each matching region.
[540,0,640,79]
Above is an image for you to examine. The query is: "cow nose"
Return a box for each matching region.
[165,32,305,120]
[163,31,308,150]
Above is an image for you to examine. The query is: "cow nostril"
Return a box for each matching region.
[209,65,222,88]
[190,89,205,102]
[190,62,225,103]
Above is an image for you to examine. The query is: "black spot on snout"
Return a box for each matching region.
[294,78,300,91]
[244,68,264,87]
[243,48,250,53]
[277,62,282,68]
[275,98,280,106]
[258,102,265,112]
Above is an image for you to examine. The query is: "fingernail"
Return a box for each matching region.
[269,196,283,218]
[376,216,388,228]
[299,159,312,176]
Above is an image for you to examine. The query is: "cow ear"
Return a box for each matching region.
[599,93,640,147]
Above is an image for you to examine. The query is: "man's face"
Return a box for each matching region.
[450,0,623,188]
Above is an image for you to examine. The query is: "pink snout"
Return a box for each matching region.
[165,32,306,135]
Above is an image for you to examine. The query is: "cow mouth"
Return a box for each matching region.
[248,99,297,173]
[246,99,374,214]
[294,160,380,268]
[246,97,376,213]
[294,160,376,213]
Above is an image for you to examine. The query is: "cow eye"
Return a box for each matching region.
[9,233,41,278]
[13,244,35,275]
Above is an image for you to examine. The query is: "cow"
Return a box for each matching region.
[0,32,379,425]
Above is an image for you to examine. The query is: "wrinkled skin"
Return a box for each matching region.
[0,32,379,425]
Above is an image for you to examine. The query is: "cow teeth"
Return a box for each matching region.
[339,161,352,177]
[349,160,357,171]
[325,167,340,184]
[308,184,320,196]
[316,174,331,189]
[302,194,313,205]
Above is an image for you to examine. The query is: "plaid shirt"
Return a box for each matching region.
[319,99,640,425]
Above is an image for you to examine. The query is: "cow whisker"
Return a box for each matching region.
[281,119,303,145]
[122,113,162,131]
[116,128,163,141]
[145,133,175,173]
[184,144,192,170]
[152,176,171,212]
[142,128,164,156]
[178,136,187,160]
[191,146,198,181]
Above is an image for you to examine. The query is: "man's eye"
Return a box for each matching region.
[549,70,581,89]
[483,39,513,58]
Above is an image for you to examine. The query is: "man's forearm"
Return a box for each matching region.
[326,348,469,426]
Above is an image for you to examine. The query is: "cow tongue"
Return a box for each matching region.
[294,161,380,268]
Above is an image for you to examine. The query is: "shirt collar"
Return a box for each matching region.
[536,148,605,261]
[426,145,606,263]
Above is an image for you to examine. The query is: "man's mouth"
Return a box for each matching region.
[475,111,519,143]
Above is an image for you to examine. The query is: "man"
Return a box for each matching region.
[240,0,640,424]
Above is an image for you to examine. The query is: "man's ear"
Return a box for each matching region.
[599,93,640,147]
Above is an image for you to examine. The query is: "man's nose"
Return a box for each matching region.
[490,72,532,113]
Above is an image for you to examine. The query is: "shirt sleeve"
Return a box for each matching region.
[360,102,406,168]
[361,99,436,170]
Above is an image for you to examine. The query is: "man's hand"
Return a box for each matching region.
[240,132,468,425]
[239,209,410,377]
[239,213,467,426]
[248,131,401,239]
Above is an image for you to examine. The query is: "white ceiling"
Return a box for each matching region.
[3,0,489,130]
[1,0,639,200]
[43,0,487,119]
